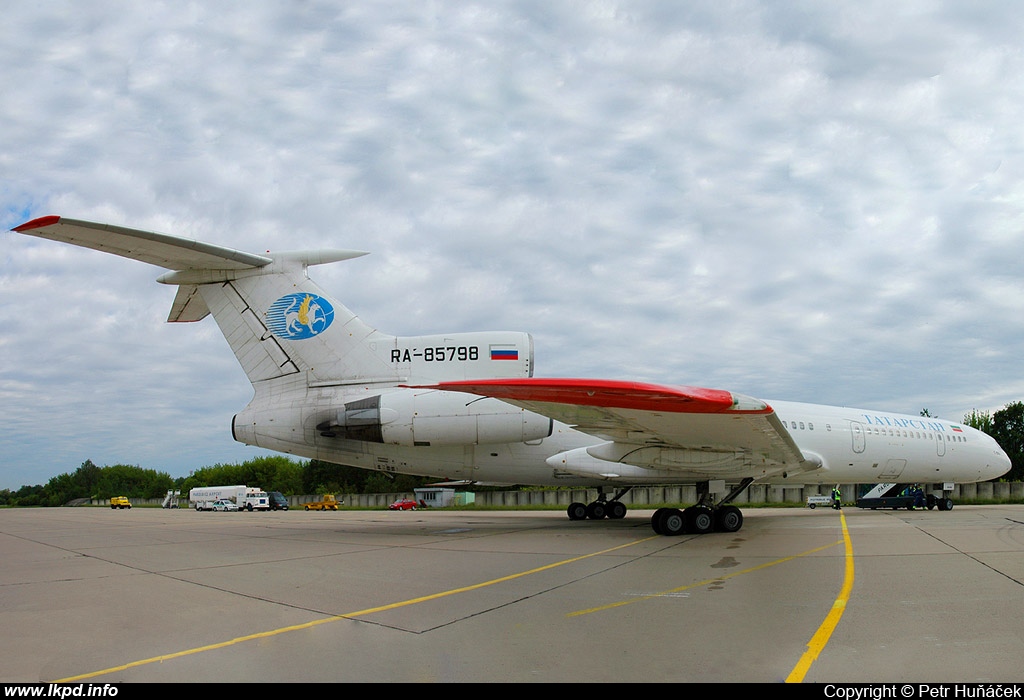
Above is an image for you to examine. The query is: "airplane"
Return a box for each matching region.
[10,215,1012,535]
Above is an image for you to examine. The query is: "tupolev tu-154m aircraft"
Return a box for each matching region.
[11,216,1012,535]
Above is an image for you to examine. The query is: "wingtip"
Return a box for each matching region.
[12,215,61,232]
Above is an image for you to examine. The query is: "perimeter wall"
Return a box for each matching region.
[107,481,1024,508]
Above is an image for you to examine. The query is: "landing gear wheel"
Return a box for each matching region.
[586,502,607,520]
[715,505,743,533]
[567,502,588,521]
[606,501,627,520]
[685,506,714,534]
[657,508,687,536]
[651,508,670,534]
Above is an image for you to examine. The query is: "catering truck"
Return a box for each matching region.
[189,485,270,511]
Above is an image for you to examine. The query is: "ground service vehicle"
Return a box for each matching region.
[805,495,833,509]
[210,499,238,512]
[304,494,341,511]
[267,491,289,510]
[855,483,949,511]
[388,498,419,511]
[109,496,131,509]
[189,485,270,511]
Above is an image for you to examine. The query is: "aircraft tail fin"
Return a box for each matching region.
[13,216,536,390]
[12,216,398,387]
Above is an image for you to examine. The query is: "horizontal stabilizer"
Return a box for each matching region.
[13,216,272,271]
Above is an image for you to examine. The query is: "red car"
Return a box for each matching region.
[388,498,419,511]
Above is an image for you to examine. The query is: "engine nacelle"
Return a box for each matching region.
[316,389,552,447]
[546,443,797,481]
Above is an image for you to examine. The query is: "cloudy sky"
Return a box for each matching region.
[3,1,1024,489]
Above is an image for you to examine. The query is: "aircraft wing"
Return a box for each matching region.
[12,216,272,271]
[421,378,808,472]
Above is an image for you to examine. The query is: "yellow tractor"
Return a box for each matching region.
[304,494,341,511]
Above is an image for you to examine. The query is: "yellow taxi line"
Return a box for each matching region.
[55,536,657,682]
[566,538,843,617]
[786,510,855,682]
[58,513,854,684]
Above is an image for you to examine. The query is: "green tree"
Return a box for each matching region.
[963,409,994,434]
[303,459,370,494]
[362,473,395,493]
[300,459,430,495]
[44,472,77,506]
[24,461,175,506]
[261,457,303,494]
[990,402,1024,481]
[181,456,306,496]
[73,459,102,496]
[94,464,173,499]
[11,484,46,506]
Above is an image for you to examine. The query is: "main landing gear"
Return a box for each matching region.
[565,479,754,536]
[651,503,742,535]
[566,487,632,522]
[650,478,753,535]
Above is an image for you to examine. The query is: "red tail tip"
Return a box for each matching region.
[12,215,61,232]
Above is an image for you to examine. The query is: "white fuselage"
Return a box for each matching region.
[236,389,1010,488]
[762,400,1008,485]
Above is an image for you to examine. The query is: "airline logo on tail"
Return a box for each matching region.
[266,293,335,339]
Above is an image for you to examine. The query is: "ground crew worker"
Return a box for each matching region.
[832,485,842,510]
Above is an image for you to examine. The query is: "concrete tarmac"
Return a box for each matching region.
[2,504,1023,683]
